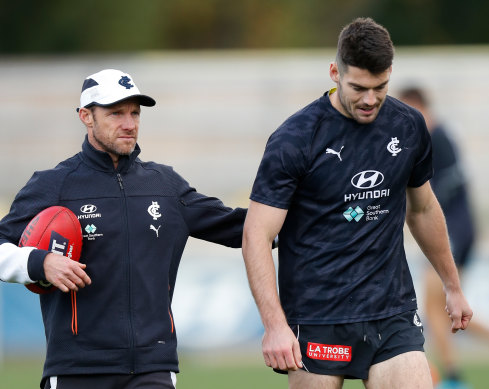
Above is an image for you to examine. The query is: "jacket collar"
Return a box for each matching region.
[80,135,141,173]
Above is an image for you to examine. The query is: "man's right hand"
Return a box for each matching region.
[43,253,91,293]
[242,201,301,371]
[262,323,303,371]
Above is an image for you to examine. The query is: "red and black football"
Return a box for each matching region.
[19,206,83,294]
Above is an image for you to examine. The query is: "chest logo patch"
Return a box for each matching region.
[150,224,161,237]
[351,170,384,189]
[326,146,344,161]
[343,206,364,222]
[83,223,103,241]
[78,204,102,220]
[148,201,162,220]
[387,137,402,156]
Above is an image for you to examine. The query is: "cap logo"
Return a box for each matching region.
[118,76,134,90]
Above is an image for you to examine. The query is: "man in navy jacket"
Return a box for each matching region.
[0,69,246,389]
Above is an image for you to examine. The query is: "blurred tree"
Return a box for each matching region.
[0,0,487,53]
[0,0,165,52]
[370,0,489,45]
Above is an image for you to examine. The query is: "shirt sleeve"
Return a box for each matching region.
[408,110,434,188]
[0,170,61,283]
[250,124,310,209]
[176,172,246,248]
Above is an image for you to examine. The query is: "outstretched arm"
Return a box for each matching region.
[406,181,472,332]
[242,200,302,370]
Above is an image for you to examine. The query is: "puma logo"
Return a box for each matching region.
[326,146,344,161]
[150,225,161,237]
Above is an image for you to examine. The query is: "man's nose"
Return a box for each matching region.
[121,113,137,130]
[363,90,376,106]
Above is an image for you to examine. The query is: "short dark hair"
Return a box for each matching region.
[336,17,394,74]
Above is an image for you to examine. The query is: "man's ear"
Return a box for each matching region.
[78,107,94,127]
[330,62,340,83]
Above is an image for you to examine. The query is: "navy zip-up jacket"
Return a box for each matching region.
[0,136,246,386]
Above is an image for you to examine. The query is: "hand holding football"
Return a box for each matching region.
[19,206,84,294]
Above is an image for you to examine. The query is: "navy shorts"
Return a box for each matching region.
[285,310,425,380]
[43,371,177,389]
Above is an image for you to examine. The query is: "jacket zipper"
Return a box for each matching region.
[117,173,136,374]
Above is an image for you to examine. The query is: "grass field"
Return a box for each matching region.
[2,353,489,388]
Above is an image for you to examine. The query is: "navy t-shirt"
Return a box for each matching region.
[250,90,433,324]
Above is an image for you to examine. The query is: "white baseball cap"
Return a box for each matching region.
[77,69,156,111]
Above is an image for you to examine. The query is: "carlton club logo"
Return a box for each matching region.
[147,201,162,220]
[387,137,402,156]
[118,76,134,90]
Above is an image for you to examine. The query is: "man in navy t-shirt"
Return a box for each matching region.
[242,17,472,389]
